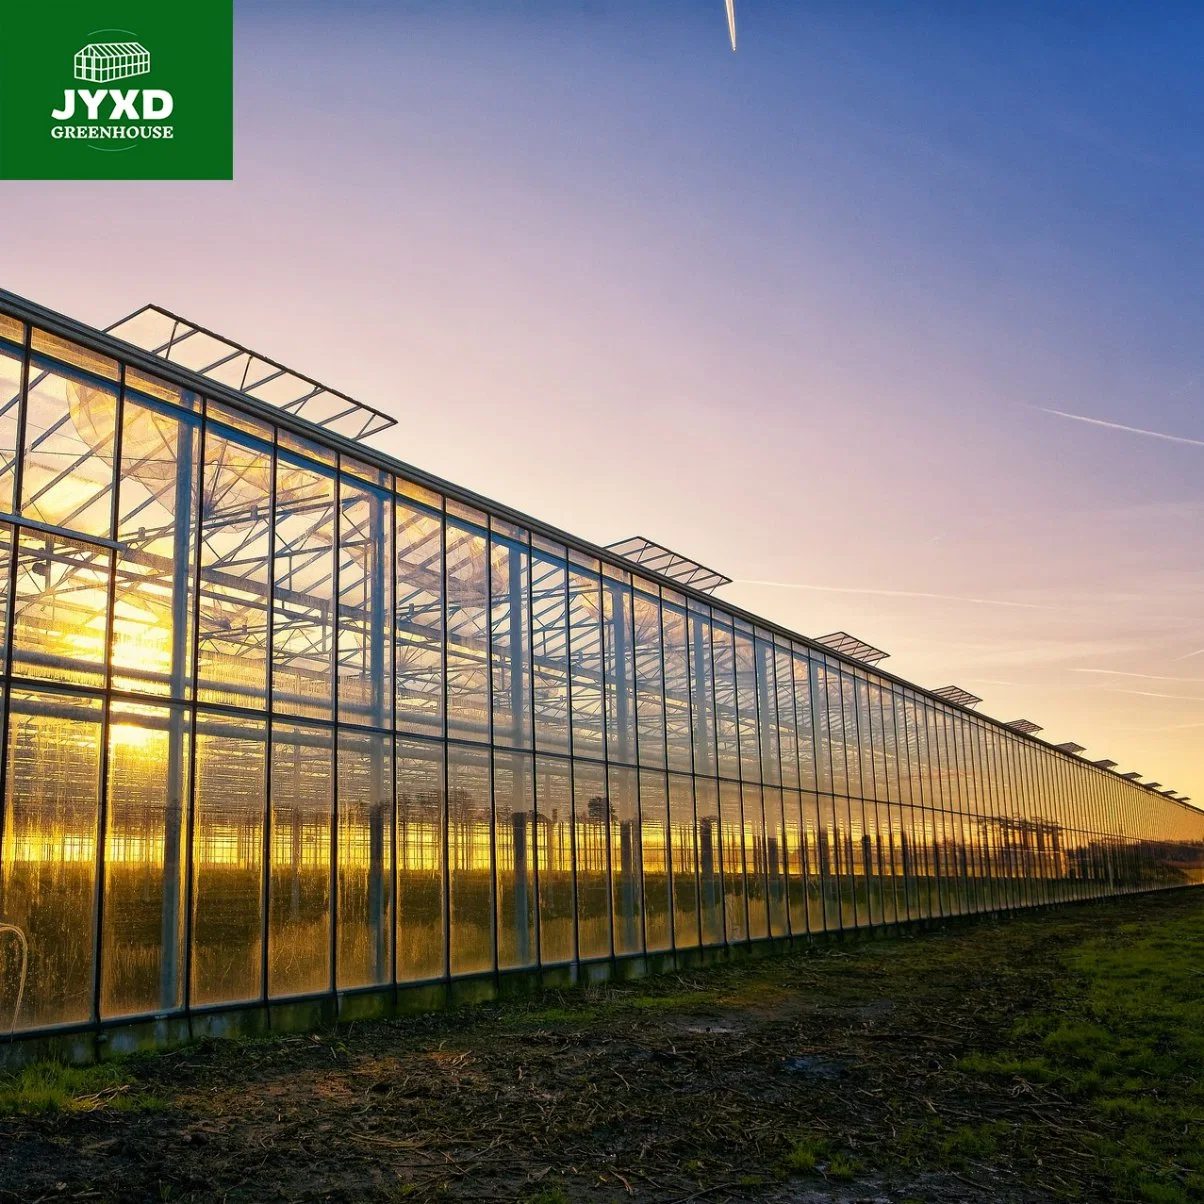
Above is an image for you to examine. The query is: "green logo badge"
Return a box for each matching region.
[0,0,233,180]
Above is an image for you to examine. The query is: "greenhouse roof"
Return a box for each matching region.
[105,304,397,441]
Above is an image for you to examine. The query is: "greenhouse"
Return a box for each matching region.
[73,43,152,85]
[0,288,1201,1057]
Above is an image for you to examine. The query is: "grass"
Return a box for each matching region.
[5,891,1204,1202]
[945,901,1204,1202]
[0,1059,163,1116]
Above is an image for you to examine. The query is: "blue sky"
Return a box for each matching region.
[3,0,1201,794]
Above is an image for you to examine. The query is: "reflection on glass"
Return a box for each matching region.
[112,392,199,699]
[609,764,642,955]
[1,689,100,1030]
[337,729,392,988]
[634,590,665,770]
[639,769,671,952]
[396,498,443,735]
[272,454,336,720]
[668,773,699,948]
[536,755,574,963]
[446,521,489,743]
[20,347,117,538]
[491,533,532,750]
[719,779,746,942]
[396,737,444,980]
[11,532,110,688]
[573,759,610,959]
[531,551,570,755]
[696,778,724,945]
[191,711,266,1007]
[494,750,536,969]
[339,478,392,728]
[102,702,189,1018]
[448,743,492,974]
[568,568,604,760]
[196,422,272,709]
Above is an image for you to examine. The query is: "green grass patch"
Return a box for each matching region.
[0,1060,163,1116]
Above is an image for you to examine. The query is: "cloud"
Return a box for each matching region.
[730,580,1055,610]
[1033,407,1204,448]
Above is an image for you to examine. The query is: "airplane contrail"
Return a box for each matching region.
[730,579,1056,610]
[726,0,737,51]
[1070,668,1204,683]
[1033,406,1204,448]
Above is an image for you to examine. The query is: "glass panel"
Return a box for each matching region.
[10,530,110,688]
[735,630,760,784]
[783,788,807,934]
[764,785,789,936]
[494,750,536,970]
[794,653,817,792]
[719,779,747,941]
[112,391,200,699]
[196,422,272,709]
[447,743,493,975]
[662,599,692,775]
[713,622,739,780]
[0,524,10,670]
[639,769,671,952]
[689,609,716,778]
[1,689,100,1031]
[603,577,636,766]
[191,711,266,1006]
[268,722,332,997]
[336,729,392,989]
[832,795,856,928]
[531,550,570,755]
[775,647,798,790]
[696,777,724,945]
[802,792,829,932]
[755,636,780,785]
[535,755,574,964]
[568,567,604,759]
[634,590,665,769]
[338,478,393,728]
[395,497,443,735]
[272,454,336,720]
[101,702,190,1019]
[668,773,699,948]
[396,736,444,981]
[491,532,532,749]
[608,764,643,955]
[0,330,24,512]
[573,759,611,958]
[445,520,490,743]
[20,351,117,538]
[743,782,769,939]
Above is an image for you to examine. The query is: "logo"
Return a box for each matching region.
[52,40,175,141]
[75,41,151,84]
[0,1,233,180]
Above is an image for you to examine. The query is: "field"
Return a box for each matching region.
[3,889,1204,1203]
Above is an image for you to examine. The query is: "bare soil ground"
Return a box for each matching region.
[4,889,1204,1204]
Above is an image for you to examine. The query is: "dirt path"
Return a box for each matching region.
[4,890,1202,1204]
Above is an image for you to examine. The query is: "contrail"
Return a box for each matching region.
[731,579,1055,610]
[1071,668,1204,683]
[1177,648,1204,661]
[726,0,737,50]
[1033,406,1204,448]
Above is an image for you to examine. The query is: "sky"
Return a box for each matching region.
[1,0,1201,801]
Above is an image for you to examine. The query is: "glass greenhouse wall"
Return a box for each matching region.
[0,293,1202,1048]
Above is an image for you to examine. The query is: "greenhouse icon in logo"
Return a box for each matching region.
[74,41,151,84]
